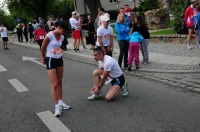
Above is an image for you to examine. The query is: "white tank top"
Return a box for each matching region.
[46,31,64,58]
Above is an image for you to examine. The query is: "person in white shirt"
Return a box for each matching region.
[98,7,110,26]
[69,11,81,52]
[41,21,71,117]
[0,24,9,50]
[96,15,113,57]
[88,48,129,101]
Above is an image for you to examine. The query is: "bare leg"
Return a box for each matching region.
[186,29,193,49]
[56,66,64,101]
[105,85,121,101]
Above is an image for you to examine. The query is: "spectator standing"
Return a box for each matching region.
[69,11,81,52]
[184,0,199,50]
[86,15,96,50]
[22,23,28,42]
[96,15,113,57]
[28,22,34,43]
[47,18,55,32]
[0,24,9,49]
[115,13,130,68]
[79,14,87,49]
[132,14,150,64]
[16,24,23,42]
[98,7,110,26]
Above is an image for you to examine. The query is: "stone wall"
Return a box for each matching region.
[150,34,196,44]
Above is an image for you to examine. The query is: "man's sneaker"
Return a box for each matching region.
[88,94,104,101]
[60,102,71,110]
[83,46,87,49]
[196,45,200,48]
[187,45,192,50]
[121,83,129,96]
[54,106,62,117]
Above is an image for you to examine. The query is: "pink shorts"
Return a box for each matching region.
[72,30,80,39]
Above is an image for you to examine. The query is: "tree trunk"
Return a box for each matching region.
[85,0,102,19]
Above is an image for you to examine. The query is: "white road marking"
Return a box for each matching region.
[37,110,71,132]
[8,79,28,92]
[0,65,7,72]
[22,56,45,67]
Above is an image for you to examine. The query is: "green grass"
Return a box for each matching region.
[110,23,176,35]
[150,28,176,35]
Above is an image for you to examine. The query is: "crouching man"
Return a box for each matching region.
[88,48,128,101]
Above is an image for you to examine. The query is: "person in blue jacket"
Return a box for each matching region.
[115,13,130,68]
[126,31,144,71]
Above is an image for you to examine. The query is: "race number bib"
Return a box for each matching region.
[50,47,63,58]
[39,35,44,40]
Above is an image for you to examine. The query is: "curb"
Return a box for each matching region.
[11,41,200,74]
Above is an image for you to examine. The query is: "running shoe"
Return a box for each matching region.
[121,84,129,97]
[54,106,62,117]
[187,45,192,50]
[60,102,71,110]
[88,94,104,101]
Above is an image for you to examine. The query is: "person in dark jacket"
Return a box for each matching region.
[16,24,23,42]
[132,14,150,64]
[22,23,28,42]
[86,15,95,50]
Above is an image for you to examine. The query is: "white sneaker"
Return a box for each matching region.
[60,102,71,110]
[122,85,129,96]
[187,45,192,50]
[54,106,62,117]
[88,93,104,101]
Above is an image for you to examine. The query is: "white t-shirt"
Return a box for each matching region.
[46,31,64,58]
[96,25,113,47]
[99,55,123,78]
[0,27,8,37]
[69,17,79,30]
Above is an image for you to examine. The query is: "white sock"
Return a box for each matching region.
[58,100,63,106]
[55,104,59,108]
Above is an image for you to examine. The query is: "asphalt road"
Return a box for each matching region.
[0,44,200,132]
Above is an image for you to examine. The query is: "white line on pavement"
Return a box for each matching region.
[37,110,71,132]
[8,79,28,92]
[0,65,7,72]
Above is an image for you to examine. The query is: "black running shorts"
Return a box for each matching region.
[45,57,63,70]
[111,74,125,88]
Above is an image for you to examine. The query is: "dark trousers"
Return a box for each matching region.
[23,33,28,42]
[118,40,129,68]
[17,33,23,42]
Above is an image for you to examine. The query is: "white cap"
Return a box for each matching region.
[71,11,77,15]
[191,0,196,3]
[101,15,110,22]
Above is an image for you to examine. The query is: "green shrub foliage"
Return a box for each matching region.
[168,0,190,34]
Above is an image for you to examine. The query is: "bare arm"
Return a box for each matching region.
[109,35,113,50]
[98,71,110,89]
[98,36,106,53]
[40,36,50,64]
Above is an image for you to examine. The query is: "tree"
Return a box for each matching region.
[168,0,190,34]
[6,0,74,21]
[85,0,102,18]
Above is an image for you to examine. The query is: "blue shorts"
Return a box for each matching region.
[45,57,63,70]
[2,37,8,41]
[111,74,125,88]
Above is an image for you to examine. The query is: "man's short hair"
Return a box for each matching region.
[93,47,104,55]
[125,4,129,7]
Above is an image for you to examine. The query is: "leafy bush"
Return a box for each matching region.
[168,0,190,34]
[136,0,160,17]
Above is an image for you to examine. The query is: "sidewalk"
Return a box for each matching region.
[8,34,200,73]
